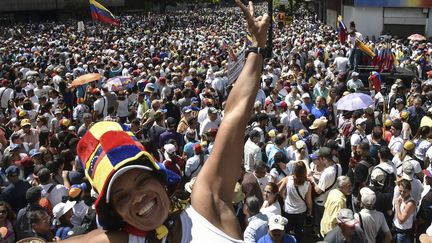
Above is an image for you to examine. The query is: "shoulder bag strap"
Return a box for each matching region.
[294,183,307,205]
[358,212,364,230]
[324,164,339,193]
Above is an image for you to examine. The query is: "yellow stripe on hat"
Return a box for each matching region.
[89,122,125,139]
[92,156,115,193]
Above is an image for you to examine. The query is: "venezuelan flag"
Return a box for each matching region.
[89,0,120,26]
[337,16,347,44]
[246,34,253,46]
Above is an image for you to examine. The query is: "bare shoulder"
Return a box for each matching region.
[62,229,128,243]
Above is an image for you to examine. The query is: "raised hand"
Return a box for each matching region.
[235,0,270,48]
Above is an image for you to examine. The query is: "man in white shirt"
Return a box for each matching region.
[244,130,262,172]
[92,89,108,120]
[355,187,392,243]
[389,121,404,155]
[347,22,364,71]
[200,107,221,136]
[333,51,350,73]
[0,79,13,111]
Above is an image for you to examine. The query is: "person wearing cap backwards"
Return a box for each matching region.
[257,215,296,243]
[324,208,366,243]
[393,179,417,243]
[354,187,392,243]
[62,3,269,242]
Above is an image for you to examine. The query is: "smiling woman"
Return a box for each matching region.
[61,1,270,242]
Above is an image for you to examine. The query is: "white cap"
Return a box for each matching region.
[52,201,77,225]
[355,117,367,126]
[360,187,376,206]
[351,72,359,77]
[301,93,310,99]
[268,215,288,231]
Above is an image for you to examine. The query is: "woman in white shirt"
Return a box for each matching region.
[260,182,282,219]
[282,161,312,243]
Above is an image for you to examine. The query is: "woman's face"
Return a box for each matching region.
[263,185,276,201]
[0,206,7,221]
[110,169,170,231]
[399,185,411,200]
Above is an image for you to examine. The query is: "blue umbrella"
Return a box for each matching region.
[336,93,373,111]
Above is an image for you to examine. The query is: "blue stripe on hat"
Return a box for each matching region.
[106,145,143,167]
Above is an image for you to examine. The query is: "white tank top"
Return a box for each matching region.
[128,205,244,243]
[393,197,415,230]
[284,176,309,214]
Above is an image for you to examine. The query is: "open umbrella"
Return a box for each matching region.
[336,93,373,111]
[408,34,426,41]
[105,76,134,92]
[71,73,101,87]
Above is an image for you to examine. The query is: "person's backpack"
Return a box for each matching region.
[39,184,55,215]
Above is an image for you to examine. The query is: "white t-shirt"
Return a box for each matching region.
[355,209,390,243]
[94,97,108,117]
[260,200,281,219]
[389,136,404,155]
[315,163,342,206]
[117,98,129,117]
[333,56,349,73]
[350,131,369,147]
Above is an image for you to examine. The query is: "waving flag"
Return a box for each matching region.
[89,0,120,26]
[337,16,348,44]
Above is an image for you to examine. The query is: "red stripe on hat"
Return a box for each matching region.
[77,132,99,165]
[99,131,142,153]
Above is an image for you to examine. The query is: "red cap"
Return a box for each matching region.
[193,143,203,154]
[2,79,9,86]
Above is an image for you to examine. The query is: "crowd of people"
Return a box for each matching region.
[0,0,432,242]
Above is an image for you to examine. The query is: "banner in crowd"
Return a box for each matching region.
[228,44,246,84]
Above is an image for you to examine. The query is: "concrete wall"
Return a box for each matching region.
[343,5,384,39]
[326,8,337,28]
[427,9,432,37]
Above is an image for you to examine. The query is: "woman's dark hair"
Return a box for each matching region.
[39,130,50,147]
[0,201,16,222]
[414,126,431,140]
[273,152,287,164]
[293,161,307,185]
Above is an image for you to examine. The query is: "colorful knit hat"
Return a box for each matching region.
[76,121,180,229]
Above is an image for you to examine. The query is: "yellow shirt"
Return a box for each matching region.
[320,188,346,237]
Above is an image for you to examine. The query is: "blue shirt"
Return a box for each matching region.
[267,145,288,168]
[258,233,297,243]
[244,213,268,243]
[311,105,328,119]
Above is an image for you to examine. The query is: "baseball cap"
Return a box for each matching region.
[191,97,199,103]
[360,187,376,206]
[317,147,332,158]
[384,119,393,127]
[301,93,310,99]
[370,168,386,186]
[295,140,306,150]
[395,98,404,105]
[336,208,358,226]
[54,109,62,114]
[309,117,328,130]
[355,117,367,126]
[164,144,176,154]
[29,149,41,158]
[351,72,359,77]
[249,130,260,139]
[53,201,77,225]
[20,119,31,127]
[182,107,192,113]
[5,165,19,177]
[268,215,288,231]
[403,141,415,151]
[10,143,20,151]
[208,107,218,114]
[400,162,414,181]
